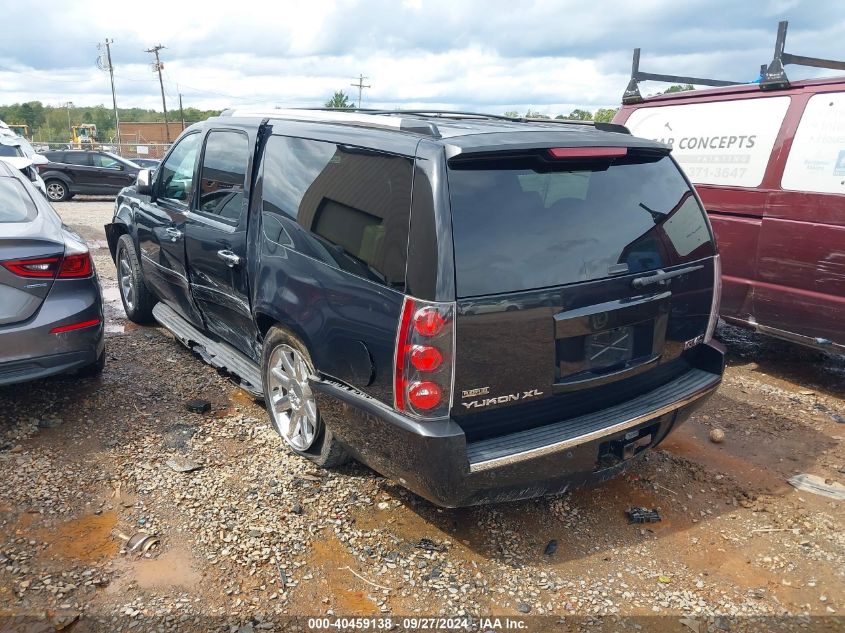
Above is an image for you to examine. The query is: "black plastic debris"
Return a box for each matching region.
[185,399,211,414]
[544,539,558,556]
[415,537,442,552]
[626,507,661,524]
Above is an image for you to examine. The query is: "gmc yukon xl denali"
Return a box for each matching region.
[106,109,725,507]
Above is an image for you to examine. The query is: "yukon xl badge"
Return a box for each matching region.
[461,388,544,410]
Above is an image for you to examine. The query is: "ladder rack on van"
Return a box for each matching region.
[623,20,845,104]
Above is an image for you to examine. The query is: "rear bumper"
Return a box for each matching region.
[0,277,104,386]
[314,342,725,507]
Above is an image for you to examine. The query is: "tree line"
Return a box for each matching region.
[0,101,222,142]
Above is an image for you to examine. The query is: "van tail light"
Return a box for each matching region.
[394,297,455,419]
[704,255,722,344]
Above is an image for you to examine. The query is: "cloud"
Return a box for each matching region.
[0,0,842,114]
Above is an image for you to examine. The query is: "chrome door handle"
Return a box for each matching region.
[165,227,182,242]
[217,249,242,267]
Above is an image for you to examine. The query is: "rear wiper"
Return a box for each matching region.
[631,264,704,289]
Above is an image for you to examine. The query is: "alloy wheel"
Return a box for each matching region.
[118,251,135,311]
[266,344,319,451]
[46,182,65,201]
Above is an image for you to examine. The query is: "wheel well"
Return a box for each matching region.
[254,312,277,339]
[105,223,129,260]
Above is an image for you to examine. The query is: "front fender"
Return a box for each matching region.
[104,196,137,261]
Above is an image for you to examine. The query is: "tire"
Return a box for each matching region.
[45,180,69,202]
[261,326,349,468]
[76,349,105,377]
[115,234,155,323]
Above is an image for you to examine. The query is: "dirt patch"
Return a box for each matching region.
[36,512,118,562]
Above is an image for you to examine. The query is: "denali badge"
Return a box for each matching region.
[461,388,544,409]
[462,387,489,398]
[684,334,704,350]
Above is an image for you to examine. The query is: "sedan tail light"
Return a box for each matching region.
[1,251,92,279]
[394,297,455,419]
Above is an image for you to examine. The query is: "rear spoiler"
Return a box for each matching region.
[623,20,845,104]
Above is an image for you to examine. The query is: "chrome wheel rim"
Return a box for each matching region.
[118,251,134,311]
[266,344,318,451]
[46,182,64,201]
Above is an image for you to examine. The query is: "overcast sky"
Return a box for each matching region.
[1,0,843,115]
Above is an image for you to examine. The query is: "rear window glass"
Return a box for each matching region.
[0,144,23,157]
[0,177,37,223]
[448,152,714,297]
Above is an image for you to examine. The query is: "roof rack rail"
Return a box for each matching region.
[220,107,443,138]
[622,20,845,104]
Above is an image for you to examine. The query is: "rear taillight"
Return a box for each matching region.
[394,297,455,419]
[1,251,92,279]
[58,252,92,278]
[704,255,722,344]
[1,256,61,277]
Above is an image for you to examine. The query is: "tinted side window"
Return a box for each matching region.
[93,153,121,169]
[62,153,91,166]
[198,130,250,223]
[158,133,200,203]
[261,135,412,289]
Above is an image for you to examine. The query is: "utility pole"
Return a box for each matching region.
[99,38,122,154]
[350,74,371,109]
[145,44,170,142]
[178,91,186,130]
[64,102,74,137]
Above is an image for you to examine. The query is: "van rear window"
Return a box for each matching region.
[448,151,714,297]
[0,178,37,223]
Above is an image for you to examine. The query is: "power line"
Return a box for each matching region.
[144,44,171,142]
[350,74,371,108]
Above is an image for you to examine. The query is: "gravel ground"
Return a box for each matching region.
[0,198,843,632]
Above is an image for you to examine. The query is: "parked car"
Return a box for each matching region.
[39,150,140,201]
[131,158,161,170]
[106,109,724,507]
[0,133,47,196]
[614,21,845,353]
[0,160,104,385]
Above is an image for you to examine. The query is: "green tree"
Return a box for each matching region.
[663,84,694,94]
[503,110,520,118]
[563,108,593,121]
[524,109,550,119]
[324,91,354,109]
[594,107,618,123]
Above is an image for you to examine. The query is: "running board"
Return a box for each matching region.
[152,303,263,397]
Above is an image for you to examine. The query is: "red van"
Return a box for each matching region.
[614,22,845,352]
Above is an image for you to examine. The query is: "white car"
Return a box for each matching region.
[0,133,47,196]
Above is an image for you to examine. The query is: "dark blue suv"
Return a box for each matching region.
[106,109,725,506]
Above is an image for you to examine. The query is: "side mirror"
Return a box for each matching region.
[31,154,49,166]
[116,164,125,171]
[136,169,154,196]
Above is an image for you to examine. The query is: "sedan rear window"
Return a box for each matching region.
[448,151,715,297]
[0,177,37,223]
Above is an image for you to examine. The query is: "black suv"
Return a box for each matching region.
[40,150,140,201]
[106,109,724,507]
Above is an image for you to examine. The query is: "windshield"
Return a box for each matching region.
[448,151,715,297]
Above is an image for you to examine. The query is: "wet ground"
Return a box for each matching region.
[0,199,843,632]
